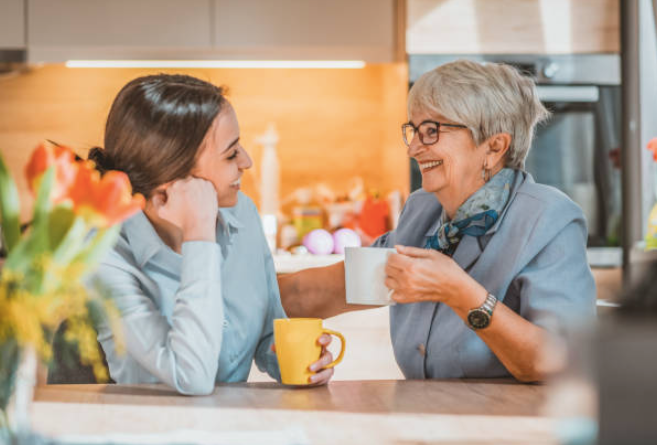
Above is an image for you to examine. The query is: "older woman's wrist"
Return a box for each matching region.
[443,275,488,318]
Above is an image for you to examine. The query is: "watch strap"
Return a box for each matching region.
[480,293,498,315]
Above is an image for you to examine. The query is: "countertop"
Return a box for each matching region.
[32,380,558,445]
[273,253,343,274]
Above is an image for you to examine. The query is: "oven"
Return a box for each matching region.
[409,54,622,251]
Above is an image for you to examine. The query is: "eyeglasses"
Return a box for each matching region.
[401,120,468,147]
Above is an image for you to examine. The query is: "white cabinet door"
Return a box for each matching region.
[213,0,397,62]
[407,0,619,54]
[28,0,212,62]
[0,0,25,49]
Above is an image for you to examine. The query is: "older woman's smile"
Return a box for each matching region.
[419,160,443,171]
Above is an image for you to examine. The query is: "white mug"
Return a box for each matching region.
[345,247,396,305]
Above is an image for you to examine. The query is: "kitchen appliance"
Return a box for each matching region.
[409,54,622,251]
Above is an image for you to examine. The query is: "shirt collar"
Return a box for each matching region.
[124,205,245,268]
[218,206,244,232]
[485,169,527,235]
[123,211,166,268]
[424,208,446,238]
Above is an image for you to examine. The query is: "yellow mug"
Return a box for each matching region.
[274,318,346,385]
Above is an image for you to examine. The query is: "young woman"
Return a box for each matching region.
[92,74,335,394]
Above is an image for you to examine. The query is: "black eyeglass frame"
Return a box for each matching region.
[401,120,468,147]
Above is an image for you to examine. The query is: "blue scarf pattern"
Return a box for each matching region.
[425,168,515,256]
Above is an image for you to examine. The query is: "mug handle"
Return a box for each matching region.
[321,328,346,369]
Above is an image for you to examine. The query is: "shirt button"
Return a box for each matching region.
[223,320,229,328]
[417,344,426,356]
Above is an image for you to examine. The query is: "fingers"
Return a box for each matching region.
[187,175,214,187]
[270,343,276,353]
[298,334,336,385]
[390,290,409,304]
[387,246,444,275]
[386,252,414,271]
[309,367,334,385]
[384,276,399,291]
[395,244,434,258]
[169,176,215,193]
[316,333,332,347]
[309,349,334,372]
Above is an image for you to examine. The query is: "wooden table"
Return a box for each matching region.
[32,380,558,444]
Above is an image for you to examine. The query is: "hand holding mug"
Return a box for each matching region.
[274,318,346,386]
[384,245,471,305]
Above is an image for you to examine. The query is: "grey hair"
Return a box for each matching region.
[408,59,550,170]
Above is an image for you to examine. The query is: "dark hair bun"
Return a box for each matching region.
[88,146,114,174]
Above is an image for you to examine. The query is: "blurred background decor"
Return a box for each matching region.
[644,137,657,249]
[0,141,143,438]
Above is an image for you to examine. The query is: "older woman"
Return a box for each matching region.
[279,60,596,382]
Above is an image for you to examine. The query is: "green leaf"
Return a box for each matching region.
[51,215,88,266]
[48,205,76,250]
[3,167,54,278]
[32,166,54,234]
[0,153,22,253]
[22,167,55,262]
[2,236,31,272]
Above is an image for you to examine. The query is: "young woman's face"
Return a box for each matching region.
[192,103,253,207]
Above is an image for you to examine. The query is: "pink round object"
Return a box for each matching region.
[302,229,334,255]
[332,228,362,254]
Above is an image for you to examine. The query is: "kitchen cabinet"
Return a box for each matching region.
[26,0,400,63]
[27,0,213,62]
[0,0,25,49]
[214,0,397,62]
[407,0,620,54]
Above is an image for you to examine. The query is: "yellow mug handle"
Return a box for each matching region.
[321,328,346,369]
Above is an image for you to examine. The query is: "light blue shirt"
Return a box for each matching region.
[373,170,596,379]
[95,192,285,394]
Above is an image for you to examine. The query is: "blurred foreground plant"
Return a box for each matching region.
[0,141,144,430]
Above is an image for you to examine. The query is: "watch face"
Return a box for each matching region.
[468,309,490,330]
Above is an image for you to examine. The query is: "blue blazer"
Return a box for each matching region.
[373,170,596,379]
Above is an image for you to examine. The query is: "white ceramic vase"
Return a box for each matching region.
[7,345,37,434]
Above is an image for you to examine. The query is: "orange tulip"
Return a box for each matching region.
[90,171,145,227]
[648,138,657,162]
[68,163,145,227]
[25,142,78,203]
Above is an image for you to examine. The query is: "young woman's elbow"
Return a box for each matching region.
[174,368,217,395]
[176,377,215,396]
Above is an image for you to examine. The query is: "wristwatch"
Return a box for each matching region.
[466,293,497,330]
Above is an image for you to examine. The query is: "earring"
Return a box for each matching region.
[482,162,491,182]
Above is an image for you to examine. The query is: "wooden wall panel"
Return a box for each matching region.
[0,64,409,221]
[407,0,620,54]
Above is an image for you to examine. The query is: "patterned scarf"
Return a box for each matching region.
[425,168,516,256]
